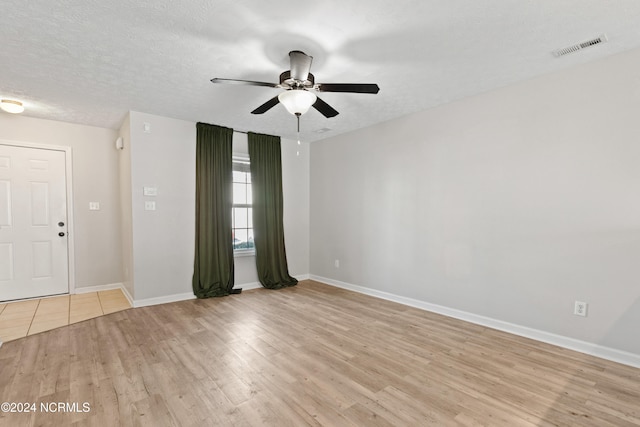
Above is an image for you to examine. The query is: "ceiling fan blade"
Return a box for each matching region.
[316,83,380,94]
[313,96,339,118]
[289,51,313,82]
[211,78,279,88]
[251,95,280,114]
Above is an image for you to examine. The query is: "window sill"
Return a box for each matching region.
[234,250,255,258]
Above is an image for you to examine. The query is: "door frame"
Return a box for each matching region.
[0,139,76,296]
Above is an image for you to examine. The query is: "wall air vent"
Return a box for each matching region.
[552,34,608,57]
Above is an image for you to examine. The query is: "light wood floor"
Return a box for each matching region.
[0,289,131,343]
[0,280,638,426]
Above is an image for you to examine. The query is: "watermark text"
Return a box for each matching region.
[1,402,91,413]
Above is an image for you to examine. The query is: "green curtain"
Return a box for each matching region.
[248,132,298,289]
[192,123,235,298]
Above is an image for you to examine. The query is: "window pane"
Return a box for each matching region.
[234,208,248,228]
[233,171,245,183]
[233,183,247,204]
[247,229,254,249]
[234,228,248,245]
[232,160,253,252]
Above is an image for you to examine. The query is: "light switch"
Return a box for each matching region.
[143,186,157,196]
[143,122,151,133]
[89,202,100,211]
[144,201,156,211]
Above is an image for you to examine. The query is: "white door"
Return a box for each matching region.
[0,144,69,302]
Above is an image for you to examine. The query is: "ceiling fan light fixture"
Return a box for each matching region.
[212,50,377,118]
[0,99,25,114]
[278,90,317,116]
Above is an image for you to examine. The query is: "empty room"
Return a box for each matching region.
[1,1,639,426]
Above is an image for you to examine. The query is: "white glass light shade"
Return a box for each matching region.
[0,99,24,114]
[278,90,317,115]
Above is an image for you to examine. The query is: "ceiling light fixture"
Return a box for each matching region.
[0,99,25,114]
[278,89,317,116]
[278,89,317,146]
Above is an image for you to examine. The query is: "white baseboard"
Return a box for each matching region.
[75,282,134,307]
[133,292,196,308]
[235,275,310,292]
[120,285,134,307]
[75,282,193,308]
[75,282,125,294]
[236,282,262,291]
[309,275,640,369]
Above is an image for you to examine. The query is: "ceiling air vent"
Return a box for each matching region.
[552,34,608,57]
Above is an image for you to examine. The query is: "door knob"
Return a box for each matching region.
[58,232,65,237]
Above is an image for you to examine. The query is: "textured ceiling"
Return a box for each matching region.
[2,0,640,141]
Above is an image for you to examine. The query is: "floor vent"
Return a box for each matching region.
[552,34,608,57]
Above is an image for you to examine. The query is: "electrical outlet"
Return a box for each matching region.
[334,259,340,268]
[574,301,588,317]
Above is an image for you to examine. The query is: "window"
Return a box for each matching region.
[232,157,254,253]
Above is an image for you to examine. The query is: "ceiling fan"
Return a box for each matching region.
[210,50,380,119]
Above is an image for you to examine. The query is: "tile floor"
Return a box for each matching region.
[0,289,131,344]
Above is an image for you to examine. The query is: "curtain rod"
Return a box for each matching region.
[233,129,283,138]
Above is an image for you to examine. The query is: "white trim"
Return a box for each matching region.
[0,139,76,297]
[133,292,196,308]
[0,139,70,152]
[64,147,76,295]
[75,282,125,294]
[234,250,255,258]
[0,292,71,304]
[237,282,262,291]
[75,278,310,307]
[235,275,310,292]
[120,285,134,307]
[309,275,640,369]
[75,282,134,307]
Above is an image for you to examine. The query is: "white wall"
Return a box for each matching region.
[124,113,309,303]
[126,112,196,302]
[281,137,310,278]
[0,114,123,290]
[310,47,640,359]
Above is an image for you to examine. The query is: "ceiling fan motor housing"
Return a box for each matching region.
[280,71,315,89]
